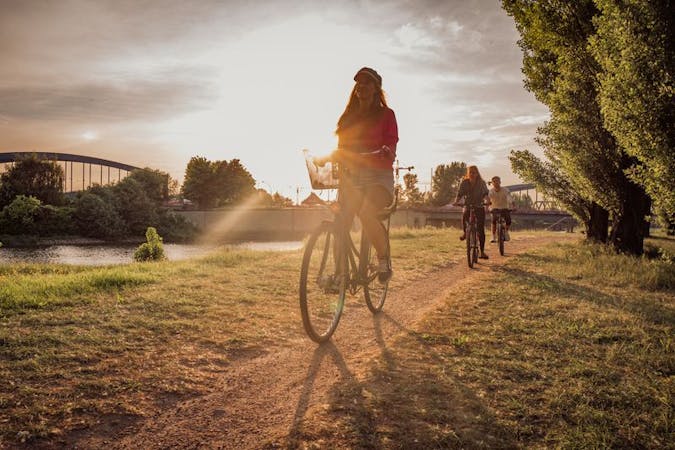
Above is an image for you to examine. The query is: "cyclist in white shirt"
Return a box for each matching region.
[488,176,515,243]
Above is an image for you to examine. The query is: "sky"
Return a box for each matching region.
[0,0,549,201]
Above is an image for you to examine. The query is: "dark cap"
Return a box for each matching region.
[354,67,382,87]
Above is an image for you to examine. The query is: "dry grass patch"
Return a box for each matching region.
[0,227,474,446]
[290,237,673,448]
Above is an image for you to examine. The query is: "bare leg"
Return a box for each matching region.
[361,212,387,258]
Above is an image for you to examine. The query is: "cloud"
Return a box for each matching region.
[0,77,214,124]
[0,0,546,187]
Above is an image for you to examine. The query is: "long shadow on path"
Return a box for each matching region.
[286,310,519,449]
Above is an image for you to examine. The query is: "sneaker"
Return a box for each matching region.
[504,230,510,241]
[377,258,392,283]
[490,236,496,243]
[459,233,466,241]
[479,253,489,259]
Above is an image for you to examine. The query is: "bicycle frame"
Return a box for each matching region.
[333,202,393,295]
[334,217,366,295]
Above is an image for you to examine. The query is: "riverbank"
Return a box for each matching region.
[0,234,145,248]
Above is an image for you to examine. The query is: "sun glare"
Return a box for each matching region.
[151,14,406,197]
[81,131,98,141]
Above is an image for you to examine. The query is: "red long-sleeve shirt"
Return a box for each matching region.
[337,107,398,170]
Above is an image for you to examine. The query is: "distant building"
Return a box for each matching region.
[301,192,326,206]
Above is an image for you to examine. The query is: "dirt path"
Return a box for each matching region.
[67,234,572,449]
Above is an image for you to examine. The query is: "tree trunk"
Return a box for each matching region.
[610,181,651,255]
[585,202,609,243]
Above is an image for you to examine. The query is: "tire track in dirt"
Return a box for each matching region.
[70,234,574,449]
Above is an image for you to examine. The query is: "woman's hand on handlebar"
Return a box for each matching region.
[379,145,394,159]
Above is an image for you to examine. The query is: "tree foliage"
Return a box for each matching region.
[73,192,126,239]
[214,159,256,205]
[112,177,158,235]
[182,156,256,209]
[402,173,424,206]
[255,189,294,207]
[590,0,675,225]
[126,168,171,205]
[502,0,653,254]
[0,195,75,236]
[0,195,42,234]
[430,162,466,206]
[510,150,592,222]
[0,154,64,208]
[181,156,217,209]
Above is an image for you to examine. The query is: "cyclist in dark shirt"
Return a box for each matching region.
[453,165,489,259]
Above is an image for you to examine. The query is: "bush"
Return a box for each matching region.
[73,192,126,239]
[0,195,42,234]
[155,210,198,243]
[113,178,158,235]
[37,205,76,236]
[133,227,166,262]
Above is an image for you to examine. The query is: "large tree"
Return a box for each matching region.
[182,156,257,209]
[0,154,64,208]
[503,0,650,254]
[213,159,256,205]
[430,162,466,206]
[127,168,171,205]
[590,0,674,228]
[182,156,217,209]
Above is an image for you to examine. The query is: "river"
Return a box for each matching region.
[0,241,304,266]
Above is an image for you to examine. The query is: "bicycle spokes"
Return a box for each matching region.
[299,223,346,342]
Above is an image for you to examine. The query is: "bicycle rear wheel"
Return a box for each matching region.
[362,235,388,313]
[498,223,505,256]
[466,224,474,268]
[299,221,346,343]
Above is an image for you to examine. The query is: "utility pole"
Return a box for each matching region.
[430,167,434,194]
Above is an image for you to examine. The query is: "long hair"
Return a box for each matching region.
[335,85,388,135]
[463,165,484,182]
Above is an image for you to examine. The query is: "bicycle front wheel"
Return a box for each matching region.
[362,237,388,313]
[299,221,347,343]
[498,224,505,256]
[471,228,479,265]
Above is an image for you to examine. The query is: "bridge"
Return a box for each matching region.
[504,183,559,210]
[0,152,141,193]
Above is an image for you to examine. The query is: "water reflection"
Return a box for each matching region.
[0,241,303,266]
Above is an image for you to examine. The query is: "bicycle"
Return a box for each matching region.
[492,208,513,256]
[299,151,396,343]
[463,204,480,268]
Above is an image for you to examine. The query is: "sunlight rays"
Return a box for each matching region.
[196,193,269,246]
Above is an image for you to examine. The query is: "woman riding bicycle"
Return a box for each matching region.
[453,165,489,259]
[315,67,398,282]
